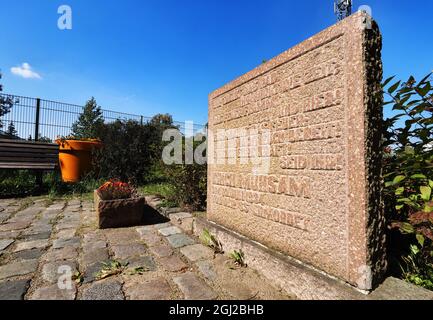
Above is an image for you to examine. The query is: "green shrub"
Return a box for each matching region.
[383,73,433,290]
[164,138,207,211]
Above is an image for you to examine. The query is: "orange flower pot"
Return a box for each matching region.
[55,139,103,183]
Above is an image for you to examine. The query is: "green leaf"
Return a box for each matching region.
[400,223,415,234]
[382,76,395,88]
[395,187,405,195]
[420,186,432,201]
[395,204,404,210]
[411,174,427,180]
[388,81,401,94]
[416,234,425,247]
[393,175,406,185]
[429,180,433,189]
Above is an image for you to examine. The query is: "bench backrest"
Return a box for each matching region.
[0,139,59,170]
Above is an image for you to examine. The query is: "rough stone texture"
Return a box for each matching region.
[196,260,218,281]
[105,228,139,245]
[30,284,76,300]
[20,231,51,241]
[0,239,14,251]
[0,279,30,300]
[95,192,146,229]
[111,244,146,260]
[170,212,194,234]
[52,237,80,249]
[166,234,195,249]
[14,239,49,252]
[124,277,172,300]
[159,255,188,272]
[81,279,124,300]
[207,12,386,291]
[173,272,218,300]
[0,221,31,232]
[14,248,45,261]
[368,277,433,300]
[139,231,163,247]
[42,247,79,262]
[0,260,39,280]
[180,244,214,262]
[41,261,77,284]
[55,229,76,239]
[149,243,174,258]
[126,256,157,271]
[81,248,109,267]
[159,226,182,236]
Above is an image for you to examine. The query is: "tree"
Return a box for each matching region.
[71,97,104,139]
[6,121,17,138]
[0,71,13,130]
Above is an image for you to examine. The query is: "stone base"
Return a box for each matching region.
[94,191,146,229]
[193,217,433,300]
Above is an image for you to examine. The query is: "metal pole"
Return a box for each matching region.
[140,115,144,125]
[35,98,41,141]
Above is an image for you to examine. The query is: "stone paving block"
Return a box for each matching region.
[42,247,79,262]
[125,277,172,300]
[125,256,157,272]
[80,248,109,267]
[0,279,30,300]
[196,260,218,281]
[136,225,155,236]
[55,229,76,239]
[140,232,163,247]
[159,226,182,237]
[0,260,38,280]
[52,237,80,249]
[0,213,11,224]
[149,243,174,258]
[159,255,188,272]
[154,222,172,230]
[13,248,45,261]
[112,244,147,260]
[0,221,31,232]
[14,239,49,252]
[30,284,76,300]
[55,222,80,231]
[180,244,214,262]
[82,240,107,252]
[24,223,52,235]
[0,230,20,240]
[82,261,107,284]
[0,239,14,251]
[166,233,195,248]
[20,231,51,241]
[41,261,77,284]
[173,272,217,300]
[170,212,194,234]
[81,279,124,300]
[105,229,140,245]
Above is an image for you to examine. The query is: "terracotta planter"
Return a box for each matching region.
[94,190,146,229]
[55,139,102,183]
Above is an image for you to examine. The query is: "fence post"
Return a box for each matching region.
[35,98,41,142]
[140,115,144,126]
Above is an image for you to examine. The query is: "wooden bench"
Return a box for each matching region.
[0,139,59,190]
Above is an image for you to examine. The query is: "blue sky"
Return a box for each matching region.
[0,0,432,125]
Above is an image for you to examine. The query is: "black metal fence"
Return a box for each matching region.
[0,93,205,141]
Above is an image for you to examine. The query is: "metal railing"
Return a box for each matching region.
[0,93,205,141]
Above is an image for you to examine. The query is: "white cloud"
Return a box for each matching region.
[10,63,42,79]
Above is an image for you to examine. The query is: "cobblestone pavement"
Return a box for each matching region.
[0,197,292,300]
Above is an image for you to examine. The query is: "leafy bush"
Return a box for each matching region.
[93,114,176,184]
[383,73,433,290]
[164,138,207,211]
